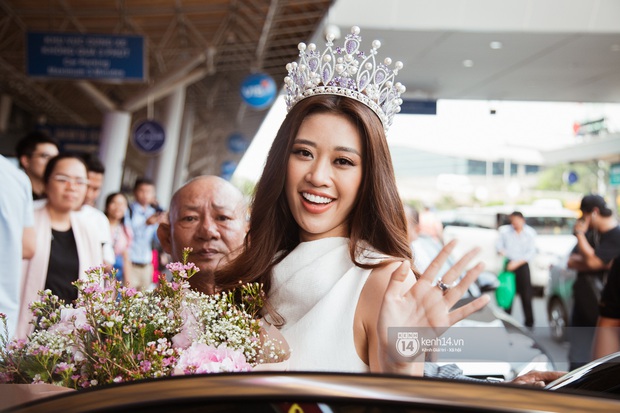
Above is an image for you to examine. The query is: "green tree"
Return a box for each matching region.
[536,161,607,194]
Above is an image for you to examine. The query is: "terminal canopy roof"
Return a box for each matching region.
[0,0,332,177]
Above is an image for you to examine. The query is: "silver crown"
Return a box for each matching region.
[284,26,405,133]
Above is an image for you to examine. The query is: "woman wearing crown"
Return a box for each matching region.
[209,26,489,375]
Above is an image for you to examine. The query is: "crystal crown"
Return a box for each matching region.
[284,26,405,133]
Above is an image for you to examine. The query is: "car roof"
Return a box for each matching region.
[453,204,578,219]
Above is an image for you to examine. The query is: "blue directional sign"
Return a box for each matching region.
[240,73,276,109]
[27,32,145,81]
[220,160,237,180]
[132,120,165,154]
[563,170,579,185]
[227,132,249,154]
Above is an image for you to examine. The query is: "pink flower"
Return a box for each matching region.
[172,343,251,375]
[85,265,105,274]
[123,287,138,297]
[171,307,199,349]
[83,285,102,295]
[48,307,88,335]
[166,262,185,274]
[140,360,152,373]
[8,339,27,351]
[0,372,14,383]
[55,362,74,374]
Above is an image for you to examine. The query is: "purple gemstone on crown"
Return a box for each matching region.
[359,73,369,90]
[379,89,388,104]
[375,70,386,84]
[308,57,319,72]
[346,39,358,55]
[322,66,331,84]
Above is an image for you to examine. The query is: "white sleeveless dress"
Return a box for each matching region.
[266,237,385,372]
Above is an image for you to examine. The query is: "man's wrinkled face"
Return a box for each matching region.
[167,178,247,273]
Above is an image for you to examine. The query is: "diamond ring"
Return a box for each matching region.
[437,280,451,294]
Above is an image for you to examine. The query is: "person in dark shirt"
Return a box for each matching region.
[593,258,620,359]
[567,194,620,369]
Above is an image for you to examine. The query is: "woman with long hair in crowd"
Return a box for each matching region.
[104,192,133,285]
[17,153,103,339]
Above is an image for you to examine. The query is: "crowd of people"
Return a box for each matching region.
[1,132,165,339]
[1,25,618,387]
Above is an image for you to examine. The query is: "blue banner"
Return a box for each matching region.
[27,32,145,81]
[37,125,100,153]
[400,99,437,115]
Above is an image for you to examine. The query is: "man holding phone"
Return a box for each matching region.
[126,178,163,291]
[567,194,620,369]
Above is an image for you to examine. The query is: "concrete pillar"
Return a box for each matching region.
[173,104,195,192]
[154,87,186,208]
[145,157,159,181]
[98,110,132,210]
[0,94,12,134]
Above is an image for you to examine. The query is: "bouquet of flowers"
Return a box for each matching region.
[0,248,288,389]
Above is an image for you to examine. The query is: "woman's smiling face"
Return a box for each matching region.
[285,112,363,242]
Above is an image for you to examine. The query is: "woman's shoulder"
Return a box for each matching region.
[367,260,412,287]
[355,241,394,264]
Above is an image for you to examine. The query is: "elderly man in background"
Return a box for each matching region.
[157,176,248,293]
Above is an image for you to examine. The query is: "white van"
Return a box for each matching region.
[442,200,578,295]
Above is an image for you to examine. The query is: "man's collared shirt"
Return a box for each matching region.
[496,224,537,262]
[126,202,158,265]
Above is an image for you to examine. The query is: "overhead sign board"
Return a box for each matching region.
[37,125,100,153]
[400,99,437,115]
[27,32,145,81]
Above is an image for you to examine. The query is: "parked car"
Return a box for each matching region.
[546,253,577,342]
[6,368,620,413]
[442,200,578,295]
[546,350,620,394]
